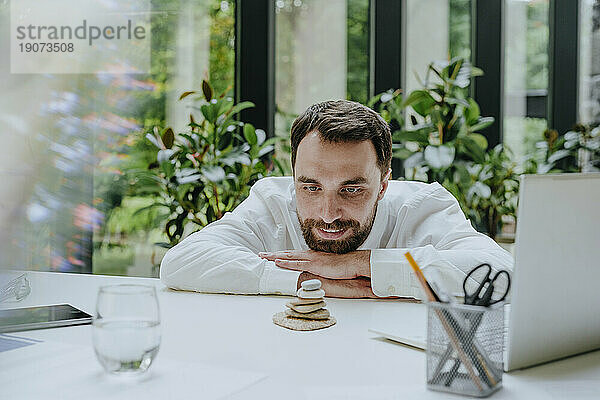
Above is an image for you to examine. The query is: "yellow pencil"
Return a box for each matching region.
[404,252,438,302]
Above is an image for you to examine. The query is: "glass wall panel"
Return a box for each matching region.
[274,0,369,173]
[0,0,235,277]
[579,0,600,125]
[404,0,471,95]
[503,0,549,164]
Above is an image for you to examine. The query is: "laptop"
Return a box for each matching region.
[504,173,600,371]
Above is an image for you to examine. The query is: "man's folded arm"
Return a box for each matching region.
[159,186,301,295]
[370,184,514,299]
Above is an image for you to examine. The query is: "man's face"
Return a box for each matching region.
[294,132,389,254]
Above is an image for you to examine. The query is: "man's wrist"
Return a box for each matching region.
[358,250,371,278]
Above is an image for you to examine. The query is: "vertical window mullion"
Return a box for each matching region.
[371,0,403,97]
[235,0,276,138]
[548,0,579,134]
[371,0,403,178]
[472,0,504,148]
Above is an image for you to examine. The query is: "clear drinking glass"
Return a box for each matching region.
[92,284,161,375]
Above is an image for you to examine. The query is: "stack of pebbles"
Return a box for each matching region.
[272,279,336,331]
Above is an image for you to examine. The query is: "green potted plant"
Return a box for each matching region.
[370,57,517,240]
[385,57,493,181]
[137,80,280,249]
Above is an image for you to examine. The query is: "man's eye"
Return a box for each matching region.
[341,187,361,194]
[304,186,320,192]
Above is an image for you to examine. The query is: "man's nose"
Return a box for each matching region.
[319,191,342,224]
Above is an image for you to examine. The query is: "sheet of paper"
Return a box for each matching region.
[0,340,267,400]
[0,334,40,353]
[368,302,427,350]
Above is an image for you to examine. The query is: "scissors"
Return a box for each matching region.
[463,263,511,306]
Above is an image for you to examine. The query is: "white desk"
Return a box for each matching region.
[2,271,599,399]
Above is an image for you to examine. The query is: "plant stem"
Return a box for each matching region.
[212,183,222,219]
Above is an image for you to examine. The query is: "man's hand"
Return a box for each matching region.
[258,249,371,279]
[296,272,378,298]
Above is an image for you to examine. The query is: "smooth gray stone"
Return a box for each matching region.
[286,301,326,314]
[285,308,330,320]
[297,288,325,299]
[289,298,323,306]
[301,279,322,291]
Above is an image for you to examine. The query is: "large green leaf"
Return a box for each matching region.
[547,149,571,164]
[470,117,494,132]
[179,91,196,100]
[404,152,425,168]
[162,128,175,149]
[200,104,214,124]
[217,130,233,151]
[470,66,484,77]
[469,133,488,150]
[220,151,251,166]
[177,174,202,184]
[395,128,431,145]
[146,132,162,149]
[202,80,213,102]
[255,129,266,146]
[424,145,455,169]
[460,136,486,163]
[380,92,395,103]
[227,101,255,117]
[257,145,274,158]
[132,203,169,217]
[367,92,383,108]
[467,181,492,200]
[201,165,226,182]
[219,102,255,130]
[393,147,414,159]
[403,90,436,117]
[157,149,175,163]
[244,123,258,146]
[452,62,472,88]
[465,98,481,125]
[446,97,470,108]
[177,168,199,177]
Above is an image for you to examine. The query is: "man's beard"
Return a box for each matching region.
[297,203,378,254]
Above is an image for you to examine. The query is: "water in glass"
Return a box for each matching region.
[92,284,161,375]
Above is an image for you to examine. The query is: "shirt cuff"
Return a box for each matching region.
[259,263,301,295]
[370,246,444,299]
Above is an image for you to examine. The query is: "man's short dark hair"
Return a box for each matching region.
[290,100,392,178]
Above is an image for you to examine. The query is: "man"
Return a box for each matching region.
[160,100,513,298]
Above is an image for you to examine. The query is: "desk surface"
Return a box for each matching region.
[1,271,599,399]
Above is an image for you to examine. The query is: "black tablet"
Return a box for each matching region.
[0,304,92,333]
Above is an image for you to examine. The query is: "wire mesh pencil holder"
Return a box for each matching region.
[426,301,504,397]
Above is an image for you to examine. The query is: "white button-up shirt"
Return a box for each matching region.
[160,177,513,298]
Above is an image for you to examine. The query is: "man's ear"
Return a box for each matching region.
[377,168,392,201]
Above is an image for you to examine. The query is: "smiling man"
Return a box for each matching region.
[160,100,513,298]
